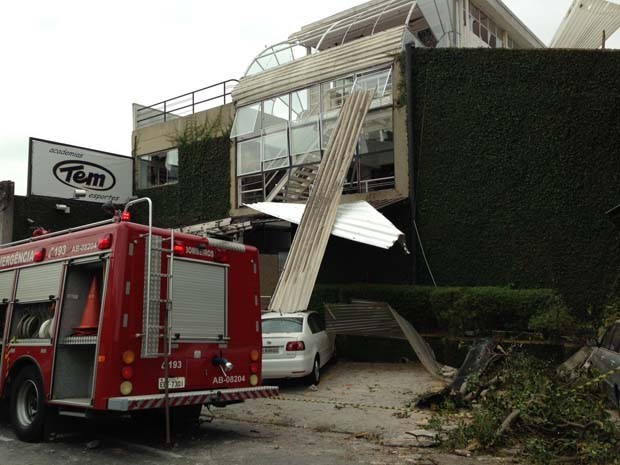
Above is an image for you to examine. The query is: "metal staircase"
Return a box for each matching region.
[267,165,319,203]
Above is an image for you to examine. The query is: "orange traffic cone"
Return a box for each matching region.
[73,277,100,336]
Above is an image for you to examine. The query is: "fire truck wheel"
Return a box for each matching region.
[9,366,47,442]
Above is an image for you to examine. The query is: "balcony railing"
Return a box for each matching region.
[134,79,238,129]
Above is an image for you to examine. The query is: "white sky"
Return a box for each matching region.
[1,0,619,195]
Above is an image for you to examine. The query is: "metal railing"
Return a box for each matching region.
[135,79,238,129]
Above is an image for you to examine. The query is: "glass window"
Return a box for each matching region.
[238,174,264,205]
[233,67,395,204]
[291,124,321,165]
[354,69,393,108]
[322,76,355,115]
[263,94,290,131]
[262,317,303,334]
[231,103,261,139]
[291,86,321,123]
[138,148,179,189]
[307,314,322,334]
[470,2,504,48]
[263,130,289,171]
[237,139,261,176]
[358,108,394,192]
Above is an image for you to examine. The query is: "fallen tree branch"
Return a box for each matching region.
[496,409,521,439]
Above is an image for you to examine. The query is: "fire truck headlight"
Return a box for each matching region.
[250,375,259,386]
[120,381,133,395]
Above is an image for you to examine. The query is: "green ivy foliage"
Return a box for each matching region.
[136,136,231,228]
[408,48,620,317]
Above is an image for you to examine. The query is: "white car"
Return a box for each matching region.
[261,311,335,384]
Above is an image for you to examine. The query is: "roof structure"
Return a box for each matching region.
[551,0,620,49]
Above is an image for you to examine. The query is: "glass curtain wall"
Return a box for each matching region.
[231,67,395,206]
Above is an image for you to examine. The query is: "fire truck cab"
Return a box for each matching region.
[0,199,277,442]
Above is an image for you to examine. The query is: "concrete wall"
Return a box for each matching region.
[132,103,235,157]
[0,181,15,245]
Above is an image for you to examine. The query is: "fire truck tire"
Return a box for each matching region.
[9,366,47,442]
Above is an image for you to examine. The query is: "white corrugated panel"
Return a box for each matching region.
[232,26,406,107]
[551,0,620,49]
[246,201,404,250]
[171,260,227,340]
[16,263,64,302]
[0,270,15,302]
[268,91,375,313]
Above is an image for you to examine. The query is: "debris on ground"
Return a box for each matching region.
[421,352,620,465]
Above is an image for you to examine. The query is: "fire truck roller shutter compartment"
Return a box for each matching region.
[171,259,227,341]
[51,258,106,403]
[11,263,64,342]
[0,270,16,369]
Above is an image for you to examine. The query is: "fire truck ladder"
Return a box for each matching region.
[123,198,175,444]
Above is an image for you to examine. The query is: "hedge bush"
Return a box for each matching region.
[310,284,575,336]
[408,48,620,317]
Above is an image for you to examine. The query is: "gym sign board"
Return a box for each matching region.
[28,138,133,204]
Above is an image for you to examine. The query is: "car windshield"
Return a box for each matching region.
[262,317,303,334]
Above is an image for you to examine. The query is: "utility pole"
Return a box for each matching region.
[603,30,607,49]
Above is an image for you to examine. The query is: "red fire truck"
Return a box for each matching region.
[0,198,277,442]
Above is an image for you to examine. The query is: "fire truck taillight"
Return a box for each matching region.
[250,375,259,386]
[173,242,186,256]
[122,350,135,364]
[250,363,259,374]
[121,211,131,221]
[120,381,133,395]
[33,248,46,262]
[250,350,260,362]
[121,366,134,380]
[98,234,113,250]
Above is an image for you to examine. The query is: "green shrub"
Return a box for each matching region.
[310,284,572,336]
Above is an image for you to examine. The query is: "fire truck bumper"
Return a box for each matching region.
[107,386,279,412]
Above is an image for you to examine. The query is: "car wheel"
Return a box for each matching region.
[307,355,320,386]
[9,366,47,442]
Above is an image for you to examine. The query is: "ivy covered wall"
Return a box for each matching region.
[408,48,620,315]
[136,136,231,228]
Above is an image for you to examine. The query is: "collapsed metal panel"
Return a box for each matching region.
[551,0,620,49]
[289,0,416,49]
[268,91,375,313]
[324,301,448,380]
[232,27,406,107]
[245,201,405,250]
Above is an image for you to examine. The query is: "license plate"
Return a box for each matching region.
[263,347,279,354]
[158,377,186,390]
